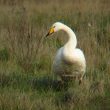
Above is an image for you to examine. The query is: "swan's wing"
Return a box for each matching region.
[74,49,86,62]
[73,48,86,71]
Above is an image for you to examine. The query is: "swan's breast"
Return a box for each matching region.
[52,47,65,74]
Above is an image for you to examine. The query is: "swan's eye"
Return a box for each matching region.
[53,26,56,28]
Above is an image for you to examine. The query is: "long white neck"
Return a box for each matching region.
[62,24,77,49]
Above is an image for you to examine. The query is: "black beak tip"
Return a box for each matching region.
[45,33,49,37]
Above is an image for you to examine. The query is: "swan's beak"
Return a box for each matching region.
[46,27,54,37]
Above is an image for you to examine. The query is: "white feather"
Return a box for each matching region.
[49,22,86,82]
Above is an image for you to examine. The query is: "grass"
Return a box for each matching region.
[0,0,110,110]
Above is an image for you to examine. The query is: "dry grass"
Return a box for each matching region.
[0,0,110,110]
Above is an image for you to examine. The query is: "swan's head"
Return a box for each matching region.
[46,22,64,37]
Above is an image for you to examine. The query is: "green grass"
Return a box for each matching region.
[0,0,110,110]
[0,72,110,110]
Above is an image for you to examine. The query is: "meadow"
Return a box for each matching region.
[0,0,110,110]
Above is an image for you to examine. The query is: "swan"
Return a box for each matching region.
[46,22,86,84]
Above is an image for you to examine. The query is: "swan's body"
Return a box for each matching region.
[46,22,86,84]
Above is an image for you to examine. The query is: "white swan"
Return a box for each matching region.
[46,22,86,84]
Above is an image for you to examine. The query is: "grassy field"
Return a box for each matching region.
[0,0,110,110]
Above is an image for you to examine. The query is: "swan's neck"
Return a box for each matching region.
[62,25,77,49]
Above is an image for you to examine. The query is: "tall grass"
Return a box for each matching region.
[0,0,110,110]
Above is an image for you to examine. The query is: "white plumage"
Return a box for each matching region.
[46,22,86,84]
